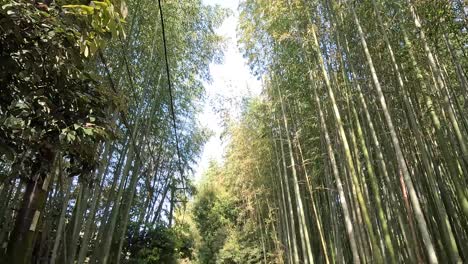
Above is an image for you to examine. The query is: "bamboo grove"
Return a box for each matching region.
[1,0,467,263]
[0,0,225,262]
[219,0,467,263]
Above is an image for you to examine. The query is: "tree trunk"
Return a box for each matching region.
[6,149,57,264]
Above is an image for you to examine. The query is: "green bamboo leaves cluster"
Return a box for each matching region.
[234,0,468,263]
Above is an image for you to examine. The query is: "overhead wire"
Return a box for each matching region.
[156,0,188,202]
[99,0,188,225]
[157,0,183,171]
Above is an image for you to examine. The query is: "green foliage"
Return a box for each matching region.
[216,223,264,264]
[192,185,230,264]
[190,160,271,264]
[124,224,196,264]
[62,0,126,57]
[133,226,178,264]
[0,0,123,180]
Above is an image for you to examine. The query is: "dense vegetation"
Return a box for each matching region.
[0,0,224,262]
[229,0,467,263]
[0,0,467,263]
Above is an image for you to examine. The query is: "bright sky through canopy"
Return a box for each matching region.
[194,0,261,181]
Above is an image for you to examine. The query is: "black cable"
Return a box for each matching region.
[157,0,185,188]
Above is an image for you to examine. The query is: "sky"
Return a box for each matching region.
[193,0,261,182]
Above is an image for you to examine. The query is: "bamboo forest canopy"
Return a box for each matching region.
[0,0,467,263]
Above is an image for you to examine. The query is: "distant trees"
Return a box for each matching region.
[190,159,275,264]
